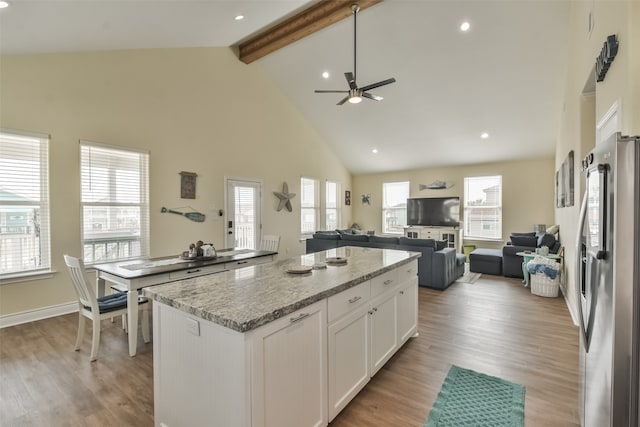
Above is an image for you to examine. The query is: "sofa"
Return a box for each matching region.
[502,231,561,278]
[306,231,465,290]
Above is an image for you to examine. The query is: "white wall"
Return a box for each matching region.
[0,47,352,316]
[352,157,556,250]
[555,0,639,316]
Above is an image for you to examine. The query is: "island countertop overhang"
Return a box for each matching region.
[142,246,420,333]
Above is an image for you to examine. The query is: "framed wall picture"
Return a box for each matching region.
[180,171,197,199]
[345,190,351,206]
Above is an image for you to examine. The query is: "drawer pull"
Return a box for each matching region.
[187,269,202,274]
[348,296,362,304]
[290,313,310,323]
[384,279,393,285]
[237,261,248,265]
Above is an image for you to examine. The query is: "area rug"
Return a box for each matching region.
[455,264,481,284]
[424,365,525,427]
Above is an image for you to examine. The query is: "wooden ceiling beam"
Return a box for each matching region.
[237,0,383,64]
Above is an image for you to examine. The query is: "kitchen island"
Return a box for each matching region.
[143,246,420,427]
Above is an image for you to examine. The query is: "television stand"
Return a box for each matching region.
[404,226,462,253]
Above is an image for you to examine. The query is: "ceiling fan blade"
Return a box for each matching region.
[345,72,357,90]
[360,78,396,92]
[362,92,383,101]
[315,90,349,93]
[337,96,350,106]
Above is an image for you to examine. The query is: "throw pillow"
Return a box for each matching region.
[511,235,537,247]
[435,240,447,251]
[546,224,560,235]
[537,233,556,248]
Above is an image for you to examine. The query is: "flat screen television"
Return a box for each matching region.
[406,197,460,227]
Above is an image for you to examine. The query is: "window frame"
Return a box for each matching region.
[80,140,150,265]
[325,180,341,231]
[0,129,52,279]
[382,181,410,235]
[463,175,503,241]
[300,177,319,239]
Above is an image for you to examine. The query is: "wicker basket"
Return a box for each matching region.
[531,272,559,297]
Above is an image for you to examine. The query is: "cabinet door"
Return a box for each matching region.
[397,278,418,345]
[328,305,370,421]
[250,300,327,427]
[369,291,398,376]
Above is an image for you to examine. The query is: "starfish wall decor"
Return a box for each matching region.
[273,182,296,212]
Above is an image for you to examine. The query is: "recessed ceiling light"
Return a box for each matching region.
[372,149,378,154]
[322,71,330,79]
[481,132,489,139]
[460,21,470,32]
[0,1,10,8]
[234,15,244,21]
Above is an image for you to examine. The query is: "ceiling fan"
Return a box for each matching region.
[315,4,396,105]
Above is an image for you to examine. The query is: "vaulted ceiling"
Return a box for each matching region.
[0,0,571,174]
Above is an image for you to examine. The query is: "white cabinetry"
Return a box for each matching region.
[369,290,398,376]
[153,259,418,427]
[251,300,327,427]
[327,261,418,421]
[397,278,419,345]
[327,303,370,420]
[404,225,462,253]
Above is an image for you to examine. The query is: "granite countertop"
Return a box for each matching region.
[92,249,276,279]
[143,246,420,333]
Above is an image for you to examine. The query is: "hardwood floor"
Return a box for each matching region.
[1,274,579,426]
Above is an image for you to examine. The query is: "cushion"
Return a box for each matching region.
[91,293,148,313]
[369,236,399,245]
[340,233,369,242]
[546,224,559,235]
[336,228,355,235]
[511,232,536,237]
[537,233,557,248]
[511,235,537,247]
[313,232,340,240]
[398,237,436,249]
[435,240,447,251]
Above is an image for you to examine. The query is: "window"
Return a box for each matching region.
[300,177,319,237]
[325,180,340,231]
[80,141,149,264]
[382,181,410,234]
[464,175,502,240]
[0,129,51,277]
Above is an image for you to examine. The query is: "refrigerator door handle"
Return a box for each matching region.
[576,191,590,349]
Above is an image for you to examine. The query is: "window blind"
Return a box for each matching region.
[464,175,502,240]
[326,180,340,230]
[382,181,409,234]
[300,177,319,235]
[0,129,51,277]
[80,141,149,263]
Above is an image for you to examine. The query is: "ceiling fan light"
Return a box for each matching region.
[349,96,362,104]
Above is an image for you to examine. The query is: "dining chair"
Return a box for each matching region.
[63,255,150,362]
[260,235,280,252]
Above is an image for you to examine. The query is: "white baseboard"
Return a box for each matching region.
[559,284,579,326]
[0,301,78,329]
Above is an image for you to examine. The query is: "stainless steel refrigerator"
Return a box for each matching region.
[576,132,640,427]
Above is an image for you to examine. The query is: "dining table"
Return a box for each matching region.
[92,248,276,356]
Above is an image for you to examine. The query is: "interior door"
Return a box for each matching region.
[225,178,262,249]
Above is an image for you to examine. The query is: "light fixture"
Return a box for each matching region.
[372,149,378,154]
[481,132,489,139]
[348,89,362,104]
[322,71,330,79]
[234,15,244,21]
[460,21,470,32]
[0,1,10,8]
